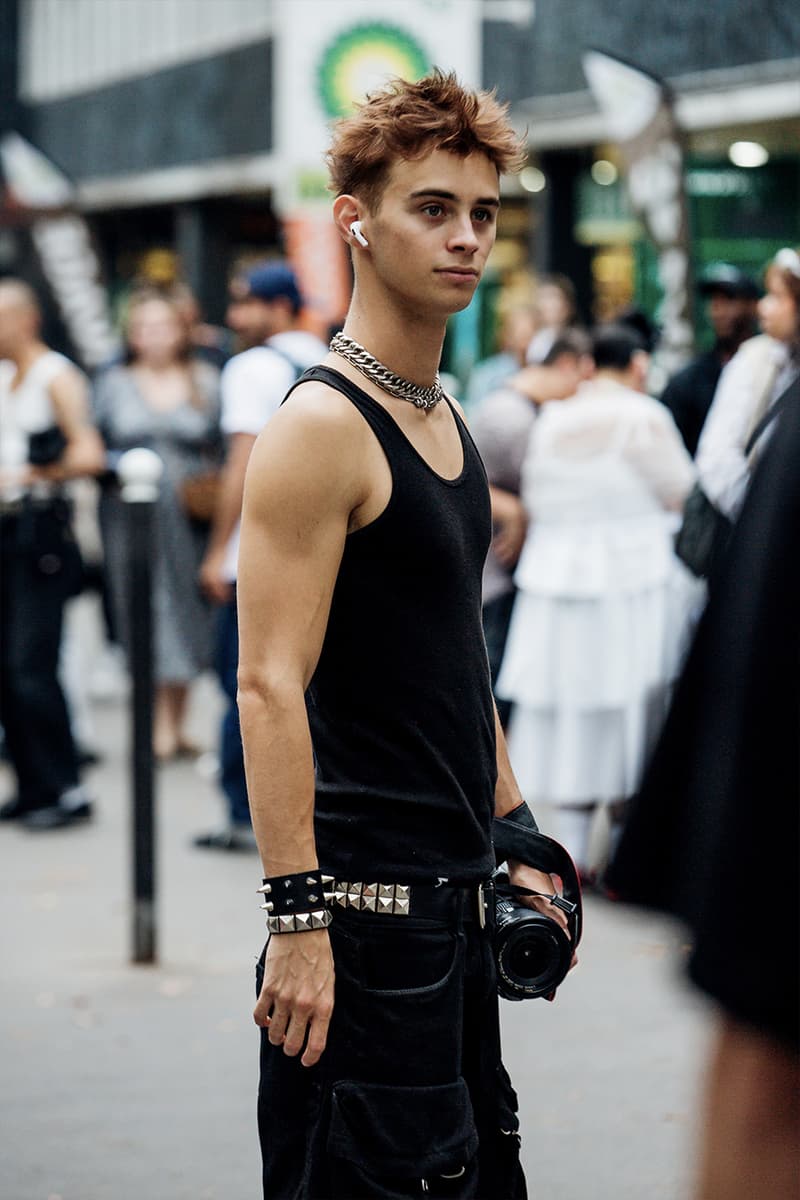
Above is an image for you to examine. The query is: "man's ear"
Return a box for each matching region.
[333,195,361,244]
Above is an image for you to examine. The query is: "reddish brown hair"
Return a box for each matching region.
[327,69,526,210]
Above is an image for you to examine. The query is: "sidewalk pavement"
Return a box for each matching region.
[1,667,711,1200]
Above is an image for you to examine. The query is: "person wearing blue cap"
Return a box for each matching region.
[660,264,759,456]
[195,261,326,851]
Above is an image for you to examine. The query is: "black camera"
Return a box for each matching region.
[494,880,576,1001]
[491,819,583,1002]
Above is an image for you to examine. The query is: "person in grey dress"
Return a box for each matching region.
[94,290,222,759]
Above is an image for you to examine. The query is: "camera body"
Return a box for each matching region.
[493,881,575,1001]
[490,818,583,1002]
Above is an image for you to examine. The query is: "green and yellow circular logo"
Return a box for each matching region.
[317,23,431,120]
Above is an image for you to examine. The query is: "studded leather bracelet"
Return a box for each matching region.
[257,870,335,934]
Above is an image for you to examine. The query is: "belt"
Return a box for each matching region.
[329,878,494,927]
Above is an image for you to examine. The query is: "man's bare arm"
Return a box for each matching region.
[199,432,257,604]
[237,384,367,1066]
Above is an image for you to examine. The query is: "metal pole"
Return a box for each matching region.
[118,448,164,965]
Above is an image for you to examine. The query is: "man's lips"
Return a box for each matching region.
[435,267,479,278]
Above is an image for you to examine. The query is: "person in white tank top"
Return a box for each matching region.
[0,278,105,829]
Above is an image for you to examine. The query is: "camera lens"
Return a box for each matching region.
[508,932,554,981]
[496,913,570,1000]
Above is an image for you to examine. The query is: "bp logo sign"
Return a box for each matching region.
[317,23,430,120]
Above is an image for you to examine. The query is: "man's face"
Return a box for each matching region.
[226,286,280,346]
[365,149,500,316]
[707,291,757,342]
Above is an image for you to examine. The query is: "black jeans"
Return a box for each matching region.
[256,894,526,1199]
[0,504,81,808]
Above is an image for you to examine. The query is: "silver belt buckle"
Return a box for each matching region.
[477,882,487,929]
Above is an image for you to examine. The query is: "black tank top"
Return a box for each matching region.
[286,366,497,883]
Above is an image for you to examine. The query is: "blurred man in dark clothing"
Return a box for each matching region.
[660,265,759,455]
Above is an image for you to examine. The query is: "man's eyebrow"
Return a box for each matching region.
[409,189,500,207]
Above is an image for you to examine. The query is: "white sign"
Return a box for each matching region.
[274,0,482,212]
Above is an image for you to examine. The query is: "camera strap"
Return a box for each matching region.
[496,879,578,917]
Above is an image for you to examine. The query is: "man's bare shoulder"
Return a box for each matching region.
[246,379,368,513]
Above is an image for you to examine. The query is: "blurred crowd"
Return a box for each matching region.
[469,252,800,883]
[0,246,798,872]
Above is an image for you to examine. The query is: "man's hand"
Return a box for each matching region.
[254,929,335,1067]
[199,547,234,605]
[507,859,571,936]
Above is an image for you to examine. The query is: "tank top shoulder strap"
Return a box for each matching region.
[443,394,485,475]
[283,365,407,452]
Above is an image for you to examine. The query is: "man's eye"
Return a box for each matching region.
[422,204,444,218]
[473,208,493,223]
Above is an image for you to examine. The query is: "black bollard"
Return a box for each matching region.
[118,448,164,964]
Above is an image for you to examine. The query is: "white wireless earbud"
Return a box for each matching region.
[349,220,369,247]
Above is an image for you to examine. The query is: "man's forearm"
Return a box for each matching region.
[206,434,256,556]
[239,681,318,876]
[493,702,526,818]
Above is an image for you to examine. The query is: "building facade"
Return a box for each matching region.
[2,0,799,366]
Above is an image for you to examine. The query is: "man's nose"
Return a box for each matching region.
[447,214,480,253]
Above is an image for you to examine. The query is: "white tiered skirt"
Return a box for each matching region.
[497,535,702,806]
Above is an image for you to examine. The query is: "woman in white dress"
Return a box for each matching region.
[497,325,699,880]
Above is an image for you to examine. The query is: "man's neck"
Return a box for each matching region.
[341,286,447,388]
[594,367,637,390]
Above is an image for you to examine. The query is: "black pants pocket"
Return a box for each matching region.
[328,1078,478,1199]
[476,1064,526,1200]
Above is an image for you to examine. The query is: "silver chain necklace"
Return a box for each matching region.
[329,332,445,412]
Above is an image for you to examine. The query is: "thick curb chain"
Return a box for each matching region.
[330,332,444,411]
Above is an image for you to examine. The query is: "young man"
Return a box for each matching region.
[237,72,571,1199]
[196,262,326,851]
[659,264,759,456]
[0,279,104,829]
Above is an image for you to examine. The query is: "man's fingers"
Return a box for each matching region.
[301,1012,331,1068]
[267,1004,290,1046]
[282,1010,312,1058]
[253,994,273,1027]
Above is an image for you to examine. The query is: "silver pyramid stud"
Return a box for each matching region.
[361,894,378,912]
[278,914,294,932]
[379,884,395,899]
[395,885,410,902]
[347,892,363,909]
[394,898,410,915]
[295,912,312,932]
[363,882,378,898]
[377,896,394,914]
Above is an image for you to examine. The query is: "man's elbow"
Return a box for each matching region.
[237,664,302,720]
